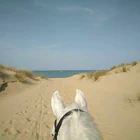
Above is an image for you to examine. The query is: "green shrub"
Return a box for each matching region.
[132,61,137,66]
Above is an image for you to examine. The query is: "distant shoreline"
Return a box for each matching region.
[33,70,96,78]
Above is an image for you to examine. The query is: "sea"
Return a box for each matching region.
[33,70,96,78]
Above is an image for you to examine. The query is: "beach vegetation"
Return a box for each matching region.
[39,73,48,79]
[0,64,4,69]
[86,70,108,81]
[122,66,127,72]
[86,72,94,79]
[17,70,34,79]
[132,61,137,66]
[80,73,86,79]
[119,63,125,67]
[94,70,108,81]
[110,66,117,70]
[6,66,17,72]
[14,73,25,82]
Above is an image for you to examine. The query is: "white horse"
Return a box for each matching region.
[51,89,103,140]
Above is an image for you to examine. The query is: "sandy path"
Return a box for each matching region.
[0,79,77,140]
[0,80,53,140]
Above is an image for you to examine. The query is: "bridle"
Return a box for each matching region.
[53,109,84,140]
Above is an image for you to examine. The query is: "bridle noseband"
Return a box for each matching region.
[53,109,84,140]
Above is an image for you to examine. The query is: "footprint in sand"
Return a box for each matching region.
[45,124,49,128]
[44,104,47,108]
[0,121,5,127]
[26,118,32,122]
[16,112,21,115]
[4,127,18,135]
[26,117,36,122]
[35,104,40,108]
[9,119,16,125]
[20,110,27,114]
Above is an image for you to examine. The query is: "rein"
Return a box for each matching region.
[53,109,84,140]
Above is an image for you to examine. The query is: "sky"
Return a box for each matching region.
[0,0,140,70]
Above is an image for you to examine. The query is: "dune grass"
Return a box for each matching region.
[85,70,108,81]
[14,73,25,82]
[6,66,17,72]
[39,73,48,79]
[118,63,125,67]
[122,66,127,72]
[80,73,86,79]
[17,70,34,79]
[94,70,108,81]
[86,72,94,79]
[0,64,4,69]
[110,66,117,70]
[0,63,50,81]
[132,61,137,66]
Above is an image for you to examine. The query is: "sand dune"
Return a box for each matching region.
[0,64,140,140]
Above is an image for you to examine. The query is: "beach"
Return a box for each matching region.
[0,63,140,140]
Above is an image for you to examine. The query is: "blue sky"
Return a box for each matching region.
[0,0,140,70]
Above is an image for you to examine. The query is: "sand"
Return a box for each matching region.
[0,64,140,140]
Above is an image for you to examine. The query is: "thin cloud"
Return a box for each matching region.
[56,7,94,15]
[34,1,93,16]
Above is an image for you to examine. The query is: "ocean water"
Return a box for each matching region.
[33,70,96,78]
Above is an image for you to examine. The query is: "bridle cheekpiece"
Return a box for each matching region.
[53,109,84,140]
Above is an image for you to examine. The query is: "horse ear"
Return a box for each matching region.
[51,91,65,118]
[75,89,87,111]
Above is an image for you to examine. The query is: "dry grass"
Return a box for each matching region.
[80,73,86,79]
[14,73,25,82]
[6,66,17,72]
[122,66,127,72]
[122,66,130,72]
[0,64,4,69]
[39,73,48,80]
[118,63,125,67]
[132,61,137,66]
[17,70,34,79]
[86,72,95,79]
[94,70,108,81]
[110,66,117,70]
[0,64,37,82]
[86,70,108,81]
